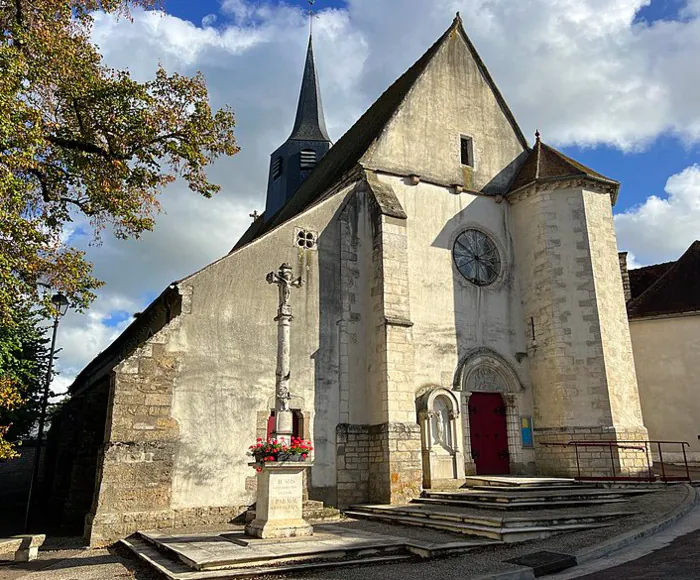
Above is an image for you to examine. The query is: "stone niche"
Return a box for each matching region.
[417,388,465,489]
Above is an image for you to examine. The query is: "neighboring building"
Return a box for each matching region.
[620,243,700,463]
[46,16,652,546]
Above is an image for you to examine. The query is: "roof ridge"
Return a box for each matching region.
[630,260,676,272]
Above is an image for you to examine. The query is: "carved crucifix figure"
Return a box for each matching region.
[266,264,302,439]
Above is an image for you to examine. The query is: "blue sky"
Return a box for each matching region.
[52,0,700,390]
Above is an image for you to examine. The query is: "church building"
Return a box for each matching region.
[46,15,656,546]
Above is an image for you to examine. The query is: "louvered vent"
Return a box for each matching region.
[272,157,283,179]
[300,149,317,170]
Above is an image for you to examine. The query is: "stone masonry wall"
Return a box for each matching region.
[43,380,110,533]
[86,287,250,546]
[618,252,632,302]
[584,191,645,430]
[369,209,422,503]
[535,427,651,478]
[335,424,370,507]
[510,181,648,477]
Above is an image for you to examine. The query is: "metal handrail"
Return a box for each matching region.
[538,439,692,482]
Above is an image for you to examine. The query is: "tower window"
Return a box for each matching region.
[300,149,317,170]
[272,156,283,179]
[460,136,473,167]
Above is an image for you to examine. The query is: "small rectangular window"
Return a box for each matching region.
[460,136,473,166]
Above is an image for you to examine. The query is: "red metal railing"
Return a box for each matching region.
[539,440,692,482]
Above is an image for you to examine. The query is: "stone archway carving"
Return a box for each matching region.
[416,388,466,489]
[453,347,524,393]
[452,348,524,475]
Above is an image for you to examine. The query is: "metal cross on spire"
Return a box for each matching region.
[307,0,319,36]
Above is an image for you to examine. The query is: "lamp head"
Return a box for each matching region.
[51,292,70,317]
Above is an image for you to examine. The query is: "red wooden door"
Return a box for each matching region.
[468,393,510,475]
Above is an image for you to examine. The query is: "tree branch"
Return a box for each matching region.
[46,135,128,160]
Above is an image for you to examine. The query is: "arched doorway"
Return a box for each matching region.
[468,392,509,475]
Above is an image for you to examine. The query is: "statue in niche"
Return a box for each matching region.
[431,397,452,450]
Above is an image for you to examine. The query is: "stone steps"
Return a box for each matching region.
[137,530,409,571]
[344,505,619,543]
[465,484,602,493]
[463,476,577,488]
[121,536,414,579]
[412,495,629,510]
[419,487,651,510]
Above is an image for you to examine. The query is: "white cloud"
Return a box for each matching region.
[201,14,218,28]
[53,0,700,388]
[615,164,700,266]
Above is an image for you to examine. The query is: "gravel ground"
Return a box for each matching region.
[0,485,689,580]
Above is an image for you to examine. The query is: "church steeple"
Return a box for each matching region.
[289,34,330,142]
[264,32,332,220]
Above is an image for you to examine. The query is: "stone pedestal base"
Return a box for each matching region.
[245,462,313,539]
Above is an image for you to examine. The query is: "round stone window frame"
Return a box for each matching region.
[451,226,506,289]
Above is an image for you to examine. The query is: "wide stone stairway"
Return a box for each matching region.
[119,477,661,578]
[346,476,653,543]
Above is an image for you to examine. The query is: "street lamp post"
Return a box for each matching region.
[24,292,69,532]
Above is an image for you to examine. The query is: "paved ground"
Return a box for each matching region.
[575,529,700,579]
[550,489,700,580]
[0,485,696,580]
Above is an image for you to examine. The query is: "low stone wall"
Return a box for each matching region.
[369,422,422,504]
[336,422,422,507]
[535,426,651,478]
[336,424,370,508]
[86,505,249,547]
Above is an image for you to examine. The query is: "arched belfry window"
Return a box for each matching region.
[300,149,317,170]
[272,156,283,179]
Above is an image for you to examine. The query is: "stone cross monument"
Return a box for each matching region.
[266,263,303,442]
[246,263,312,539]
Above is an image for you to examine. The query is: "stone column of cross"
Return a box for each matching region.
[266,263,303,441]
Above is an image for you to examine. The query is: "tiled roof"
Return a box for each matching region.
[627,241,700,318]
[508,137,618,193]
[628,262,674,300]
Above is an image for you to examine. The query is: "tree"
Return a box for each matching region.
[0,0,239,324]
[0,0,239,457]
[0,306,49,460]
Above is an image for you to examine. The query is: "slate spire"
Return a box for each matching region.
[289,34,331,142]
[264,31,332,221]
